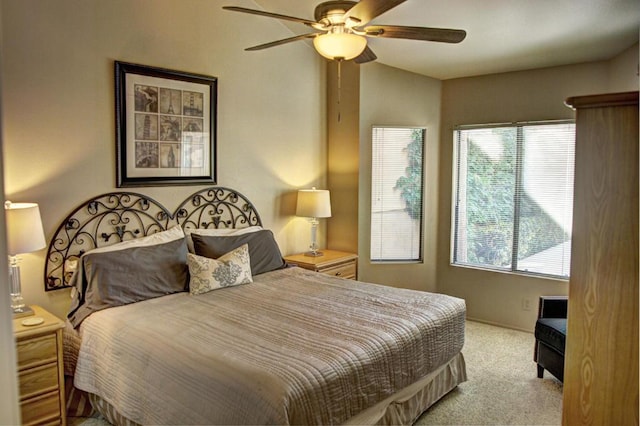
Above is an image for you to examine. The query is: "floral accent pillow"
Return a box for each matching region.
[187,244,253,295]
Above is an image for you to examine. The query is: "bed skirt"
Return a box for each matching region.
[344,352,467,425]
[82,352,466,426]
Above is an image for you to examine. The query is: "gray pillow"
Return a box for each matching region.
[68,237,188,327]
[191,229,285,276]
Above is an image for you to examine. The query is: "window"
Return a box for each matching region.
[371,126,425,262]
[452,121,575,278]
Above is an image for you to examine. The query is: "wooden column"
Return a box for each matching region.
[563,91,638,425]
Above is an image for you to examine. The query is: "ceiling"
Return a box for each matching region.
[247,0,639,80]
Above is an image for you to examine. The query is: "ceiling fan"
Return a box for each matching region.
[223,0,467,63]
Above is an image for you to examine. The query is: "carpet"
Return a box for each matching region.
[415,321,563,425]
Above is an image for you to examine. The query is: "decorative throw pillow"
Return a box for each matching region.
[188,244,253,295]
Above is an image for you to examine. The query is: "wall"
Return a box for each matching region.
[358,63,442,292]
[327,61,360,253]
[438,54,638,331]
[608,42,639,92]
[1,0,327,319]
[0,4,21,420]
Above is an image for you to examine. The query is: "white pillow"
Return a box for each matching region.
[84,225,184,255]
[187,244,253,295]
[185,225,262,253]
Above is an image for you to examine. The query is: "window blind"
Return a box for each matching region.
[371,127,425,262]
[452,121,575,278]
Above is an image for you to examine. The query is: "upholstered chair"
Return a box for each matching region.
[534,296,567,382]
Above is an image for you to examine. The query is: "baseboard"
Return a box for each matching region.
[466,316,533,334]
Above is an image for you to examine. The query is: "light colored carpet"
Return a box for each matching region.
[415,321,563,425]
[69,321,563,426]
[68,417,109,426]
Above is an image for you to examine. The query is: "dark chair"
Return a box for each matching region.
[534,296,567,382]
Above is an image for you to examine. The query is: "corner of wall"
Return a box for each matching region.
[607,42,639,92]
[326,61,360,254]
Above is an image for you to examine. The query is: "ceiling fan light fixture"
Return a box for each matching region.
[224,1,467,65]
[313,32,367,61]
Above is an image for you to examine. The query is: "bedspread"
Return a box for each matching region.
[73,267,466,425]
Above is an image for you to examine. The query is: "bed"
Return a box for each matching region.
[45,187,467,425]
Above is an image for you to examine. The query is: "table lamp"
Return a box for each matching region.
[296,187,331,257]
[5,201,46,316]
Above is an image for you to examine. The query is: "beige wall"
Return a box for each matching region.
[1,0,327,319]
[608,43,639,92]
[0,6,21,419]
[438,53,638,331]
[358,63,442,292]
[327,61,360,253]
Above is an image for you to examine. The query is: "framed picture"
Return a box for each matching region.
[115,61,217,187]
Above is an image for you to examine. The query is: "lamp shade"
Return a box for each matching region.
[5,202,46,256]
[296,188,332,218]
[313,32,367,60]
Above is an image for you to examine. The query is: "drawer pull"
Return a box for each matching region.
[335,272,342,276]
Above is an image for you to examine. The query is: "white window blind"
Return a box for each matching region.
[371,127,425,262]
[452,121,575,278]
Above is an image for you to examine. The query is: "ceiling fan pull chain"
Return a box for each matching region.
[337,58,342,122]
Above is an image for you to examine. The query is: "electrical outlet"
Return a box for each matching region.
[522,298,532,311]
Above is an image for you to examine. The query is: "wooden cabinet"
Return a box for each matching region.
[562,92,638,425]
[13,306,66,426]
[284,250,358,280]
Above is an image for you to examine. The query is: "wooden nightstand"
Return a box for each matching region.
[13,305,66,426]
[284,249,358,280]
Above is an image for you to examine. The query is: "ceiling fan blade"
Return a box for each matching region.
[223,6,317,26]
[344,0,407,26]
[245,33,318,51]
[363,25,466,43]
[354,46,377,64]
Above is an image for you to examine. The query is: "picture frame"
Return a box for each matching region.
[115,61,217,187]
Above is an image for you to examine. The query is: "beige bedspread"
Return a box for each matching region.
[73,267,466,425]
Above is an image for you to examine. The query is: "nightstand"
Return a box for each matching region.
[284,249,358,280]
[13,305,66,426]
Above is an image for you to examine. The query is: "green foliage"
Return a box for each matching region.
[394,129,424,220]
[462,128,569,269]
[517,195,570,262]
[465,128,516,267]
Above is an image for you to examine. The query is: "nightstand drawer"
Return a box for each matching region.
[284,250,358,280]
[13,305,67,425]
[17,334,58,370]
[21,390,61,426]
[19,362,59,400]
[322,263,357,279]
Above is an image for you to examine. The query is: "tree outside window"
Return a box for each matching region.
[453,122,575,278]
[371,127,425,262]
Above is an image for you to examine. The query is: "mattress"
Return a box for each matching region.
[71,267,466,425]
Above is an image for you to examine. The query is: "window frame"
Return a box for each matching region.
[451,119,575,280]
[370,125,426,263]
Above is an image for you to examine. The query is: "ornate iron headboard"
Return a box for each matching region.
[44,186,262,291]
[175,187,262,230]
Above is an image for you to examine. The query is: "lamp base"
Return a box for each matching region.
[304,250,324,257]
[12,305,34,318]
